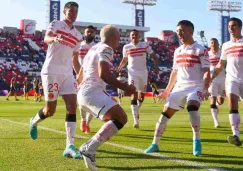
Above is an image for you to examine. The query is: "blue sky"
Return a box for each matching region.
[0,0,242,43]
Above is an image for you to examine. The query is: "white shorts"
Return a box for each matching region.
[165,87,203,110]
[77,87,118,120]
[226,81,243,99]
[208,81,226,97]
[128,73,147,92]
[41,74,77,102]
[117,89,124,95]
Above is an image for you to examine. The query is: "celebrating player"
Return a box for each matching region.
[117,29,159,128]
[29,1,82,159]
[208,38,225,128]
[73,25,96,134]
[144,20,210,156]
[211,17,243,146]
[77,25,136,171]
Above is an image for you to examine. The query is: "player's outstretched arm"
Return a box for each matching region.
[211,60,226,80]
[99,61,135,95]
[117,57,128,72]
[72,51,80,75]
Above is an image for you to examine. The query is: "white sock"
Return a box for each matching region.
[152,114,169,145]
[80,107,86,121]
[189,111,200,140]
[86,113,93,127]
[131,105,139,124]
[211,108,219,126]
[137,100,143,108]
[31,109,45,126]
[65,121,76,146]
[229,113,241,137]
[86,120,118,154]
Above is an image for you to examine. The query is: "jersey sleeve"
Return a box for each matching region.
[122,46,128,58]
[220,43,227,60]
[199,48,210,68]
[172,50,178,70]
[98,47,114,65]
[146,44,154,55]
[46,20,58,33]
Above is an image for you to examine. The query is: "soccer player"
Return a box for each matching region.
[6,76,19,101]
[117,29,159,128]
[77,25,136,171]
[208,38,225,128]
[33,77,39,102]
[144,20,210,156]
[23,77,29,100]
[211,17,243,146]
[29,2,82,159]
[38,81,44,102]
[117,72,127,104]
[148,79,159,103]
[73,25,96,134]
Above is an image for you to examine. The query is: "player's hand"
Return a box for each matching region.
[202,89,210,101]
[157,89,170,102]
[54,34,64,43]
[125,84,136,96]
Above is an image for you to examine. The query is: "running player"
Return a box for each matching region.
[117,29,159,128]
[29,2,82,159]
[117,72,127,104]
[33,77,39,101]
[38,81,44,102]
[144,20,210,156]
[148,79,159,103]
[6,76,19,101]
[23,77,29,100]
[77,25,136,171]
[208,38,225,128]
[73,25,96,134]
[211,17,243,146]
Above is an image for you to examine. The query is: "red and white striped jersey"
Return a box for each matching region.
[123,42,153,75]
[78,41,96,66]
[209,50,225,83]
[80,43,114,91]
[41,20,82,75]
[221,37,243,83]
[173,41,210,88]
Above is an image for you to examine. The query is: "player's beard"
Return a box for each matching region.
[85,36,94,43]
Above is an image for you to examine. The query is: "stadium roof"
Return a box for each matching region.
[74,21,150,32]
[122,0,157,6]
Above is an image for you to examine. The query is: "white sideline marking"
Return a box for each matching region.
[0,118,227,171]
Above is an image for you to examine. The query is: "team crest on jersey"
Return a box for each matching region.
[48,93,54,99]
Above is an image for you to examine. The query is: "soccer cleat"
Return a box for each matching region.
[63,144,82,159]
[133,123,139,129]
[30,118,38,140]
[193,140,201,156]
[79,144,97,171]
[144,144,159,153]
[80,121,87,132]
[214,124,220,128]
[6,98,9,100]
[85,125,91,134]
[15,99,19,101]
[227,135,242,147]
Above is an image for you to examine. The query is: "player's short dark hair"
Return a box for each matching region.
[229,17,242,27]
[131,29,139,33]
[177,20,194,32]
[86,25,96,31]
[210,38,219,43]
[64,1,79,9]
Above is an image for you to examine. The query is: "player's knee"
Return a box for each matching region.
[131,99,137,105]
[112,119,125,130]
[187,105,199,112]
[161,112,171,119]
[210,104,217,109]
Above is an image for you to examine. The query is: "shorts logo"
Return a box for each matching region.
[48,93,54,99]
[197,91,203,101]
